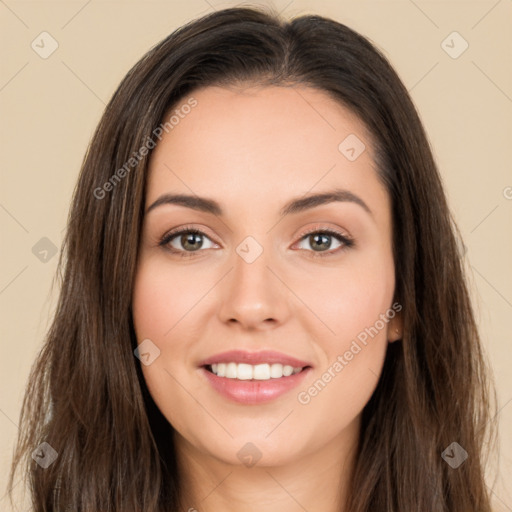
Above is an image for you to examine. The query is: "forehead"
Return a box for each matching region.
[145,85,388,219]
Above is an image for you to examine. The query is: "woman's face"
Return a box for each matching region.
[132,85,402,468]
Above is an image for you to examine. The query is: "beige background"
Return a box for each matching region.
[1,0,510,510]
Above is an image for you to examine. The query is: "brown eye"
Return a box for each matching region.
[159,228,216,255]
[176,232,204,252]
[295,229,354,257]
[307,233,335,251]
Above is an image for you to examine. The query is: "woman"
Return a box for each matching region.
[8,6,497,511]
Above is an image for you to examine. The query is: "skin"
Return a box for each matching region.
[132,84,402,512]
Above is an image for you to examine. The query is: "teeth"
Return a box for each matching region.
[209,363,303,380]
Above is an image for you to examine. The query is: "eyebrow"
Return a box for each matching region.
[146,188,373,218]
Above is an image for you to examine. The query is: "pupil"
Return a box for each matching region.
[183,233,202,251]
[311,233,330,251]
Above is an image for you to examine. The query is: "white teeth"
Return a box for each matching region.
[253,364,270,380]
[236,364,253,380]
[208,362,303,380]
[283,365,293,377]
[226,362,237,378]
[270,363,284,378]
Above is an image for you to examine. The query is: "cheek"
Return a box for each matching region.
[131,260,192,388]
[131,257,208,340]
[131,259,204,432]
[292,256,394,409]
[294,262,394,428]
[291,255,395,345]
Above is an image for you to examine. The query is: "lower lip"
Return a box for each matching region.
[200,366,312,405]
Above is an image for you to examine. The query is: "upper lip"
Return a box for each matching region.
[199,350,313,368]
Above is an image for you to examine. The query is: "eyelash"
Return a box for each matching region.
[158,225,355,259]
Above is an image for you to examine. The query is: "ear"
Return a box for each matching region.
[386,310,403,343]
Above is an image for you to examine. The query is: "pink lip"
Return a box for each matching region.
[198,350,312,368]
[200,366,313,405]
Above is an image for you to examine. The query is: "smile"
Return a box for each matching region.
[207,362,304,380]
[200,365,312,404]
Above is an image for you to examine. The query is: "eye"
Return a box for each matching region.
[159,226,217,256]
[158,226,355,258]
[294,228,354,257]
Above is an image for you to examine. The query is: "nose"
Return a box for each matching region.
[217,240,291,331]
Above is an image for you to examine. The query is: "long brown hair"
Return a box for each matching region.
[7,6,497,511]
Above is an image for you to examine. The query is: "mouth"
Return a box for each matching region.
[198,349,313,403]
[203,362,311,380]
[200,363,313,404]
